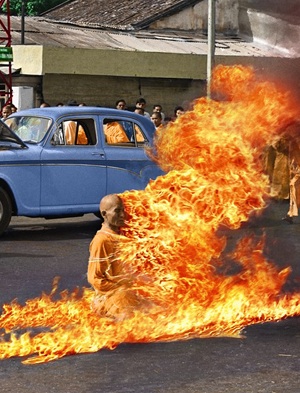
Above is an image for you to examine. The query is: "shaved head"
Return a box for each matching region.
[99,194,125,232]
[100,194,122,212]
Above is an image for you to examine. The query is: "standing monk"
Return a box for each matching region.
[282,130,300,223]
[88,194,145,320]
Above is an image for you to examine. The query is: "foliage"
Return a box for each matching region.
[8,0,67,16]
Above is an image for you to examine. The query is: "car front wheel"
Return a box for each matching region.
[0,188,12,236]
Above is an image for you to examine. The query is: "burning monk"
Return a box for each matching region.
[88,194,148,320]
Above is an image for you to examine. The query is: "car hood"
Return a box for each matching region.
[0,119,27,148]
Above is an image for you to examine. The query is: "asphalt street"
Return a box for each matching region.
[0,202,300,393]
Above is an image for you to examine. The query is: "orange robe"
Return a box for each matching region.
[135,126,145,142]
[88,228,143,320]
[287,136,300,217]
[104,122,129,144]
[64,121,88,145]
[264,138,290,200]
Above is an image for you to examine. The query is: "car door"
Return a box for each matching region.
[40,116,107,215]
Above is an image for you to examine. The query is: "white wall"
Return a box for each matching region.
[12,86,34,110]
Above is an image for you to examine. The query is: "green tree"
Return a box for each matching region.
[8,0,66,16]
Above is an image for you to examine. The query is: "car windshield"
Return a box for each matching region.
[5,116,52,143]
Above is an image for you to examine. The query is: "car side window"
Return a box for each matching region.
[103,118,147,146]
[6,116,52,143]
[52,118,96,146]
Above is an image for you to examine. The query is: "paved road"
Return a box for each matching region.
[0,204,300,393]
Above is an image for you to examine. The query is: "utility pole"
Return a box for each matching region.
[21,0,27,44]
[207,0,216,98]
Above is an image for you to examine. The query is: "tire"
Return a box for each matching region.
[0,188,12,236]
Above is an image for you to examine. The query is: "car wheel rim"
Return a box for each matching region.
[0,200,3,220]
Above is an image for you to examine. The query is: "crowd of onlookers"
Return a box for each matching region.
[1,97,186,131]
[114,98,185,130]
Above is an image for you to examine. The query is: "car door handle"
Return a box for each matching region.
[91,152,105,158]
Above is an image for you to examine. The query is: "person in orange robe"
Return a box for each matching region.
[264,137,290,200]
[104,122,130,144]
[88,194,148,320]
[150,111,164,131]
[64,121,88,145]
[282,127,300,223]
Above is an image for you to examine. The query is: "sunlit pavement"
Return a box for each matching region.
[0,203,300,393]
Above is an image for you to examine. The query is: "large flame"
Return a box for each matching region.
[1,65,300,364]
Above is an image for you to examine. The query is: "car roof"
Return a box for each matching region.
[11,106,149,122]
[8,106,157,141]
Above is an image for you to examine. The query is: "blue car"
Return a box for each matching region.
[0,106,164,235]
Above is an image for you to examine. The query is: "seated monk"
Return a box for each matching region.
[64,121,88,145]
[104,122,130,144]
[87,194,151,320]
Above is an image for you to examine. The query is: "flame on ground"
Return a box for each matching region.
[1,64,300,364]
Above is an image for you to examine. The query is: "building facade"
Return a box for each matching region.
[5,0,300,115]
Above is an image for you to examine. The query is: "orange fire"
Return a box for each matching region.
[1,64,300,364]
